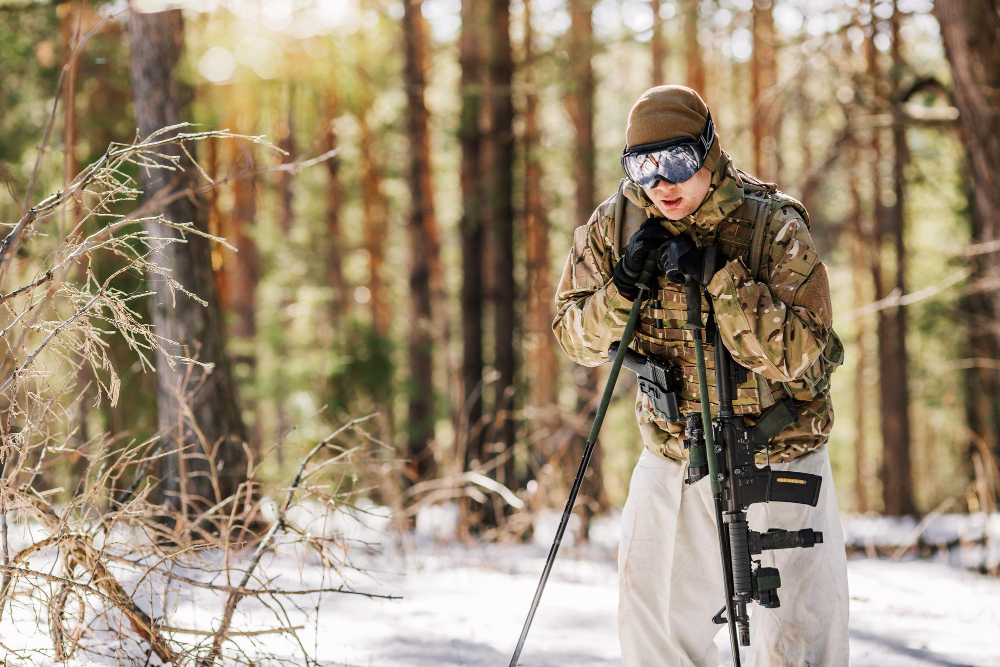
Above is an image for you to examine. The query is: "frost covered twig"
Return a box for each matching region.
[0,120,382,663]
[200,413,378,667]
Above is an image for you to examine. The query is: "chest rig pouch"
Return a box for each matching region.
[610,174,844,420]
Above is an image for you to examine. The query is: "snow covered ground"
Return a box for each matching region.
[3,504,999,665]
[283,536,1000,667]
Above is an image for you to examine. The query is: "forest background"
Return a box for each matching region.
[1,0,998,549]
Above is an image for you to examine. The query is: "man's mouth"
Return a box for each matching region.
[661,197,682,209]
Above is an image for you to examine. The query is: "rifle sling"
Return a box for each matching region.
[746,193,781,411]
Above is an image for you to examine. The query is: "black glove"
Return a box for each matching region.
[657,236,728,286]
[612,219,672,300]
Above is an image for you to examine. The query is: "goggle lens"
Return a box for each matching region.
[623,144,702,188]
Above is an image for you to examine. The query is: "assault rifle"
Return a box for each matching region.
[676,247,825,665]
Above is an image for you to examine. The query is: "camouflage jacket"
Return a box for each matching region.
[552,152,837,463]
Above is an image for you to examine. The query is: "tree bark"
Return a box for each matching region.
[223,86,260,457]
[651,0,664,85]
[402,0,439,484]
[566,0,606,536]
[61,1,90,472]
[207,137,227,306]
[685,0,705,93]
[459,0,486,527]
[882,2,915,515]
[60,0,82,239]
[359,109,389,336]
[848,137,869,513]
[867,4,914,515]
[278,85,296,237]
[933,0,1000,473]
[321,91,347,325]
[226,94,259,341]
[523,0,558,412]
[751,0,777,180]
[127,6,248,514]
[487,0,517,500]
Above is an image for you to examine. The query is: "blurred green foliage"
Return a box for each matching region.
[0,0,978,514]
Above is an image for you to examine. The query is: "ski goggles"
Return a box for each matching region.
[621,112,716,187]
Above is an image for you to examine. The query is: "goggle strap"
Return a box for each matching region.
[698,111,715,159]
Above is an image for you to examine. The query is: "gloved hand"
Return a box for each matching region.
[657,236,728,286]
[612,219,672,300]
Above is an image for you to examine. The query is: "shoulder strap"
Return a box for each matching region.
[743,187,827,409]
[741,186,780,409]
[612,178,649,262]
[734,169,780,278]
[613,179,627,253]
[735,168,777,194]
[746,188,810,279]
[747,193,772,279]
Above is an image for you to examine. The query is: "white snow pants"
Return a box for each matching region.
[618,447,849,667]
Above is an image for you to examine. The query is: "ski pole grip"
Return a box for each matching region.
[684,276,702,331]
[635,255,658,298]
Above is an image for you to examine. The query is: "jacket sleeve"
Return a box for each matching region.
[551,203,635,367]
[706,205,833,383]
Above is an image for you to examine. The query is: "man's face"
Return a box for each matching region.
[641,166,712,221]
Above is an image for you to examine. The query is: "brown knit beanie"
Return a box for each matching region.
[625,85,721,172]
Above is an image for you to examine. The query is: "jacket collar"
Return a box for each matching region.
[621,151,745,238]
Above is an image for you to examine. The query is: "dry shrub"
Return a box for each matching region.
[0,127,393,665]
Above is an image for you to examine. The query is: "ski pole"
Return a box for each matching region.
[509,257,657,667]
[685,276,743,667]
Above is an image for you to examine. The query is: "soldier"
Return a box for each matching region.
[552,86,850,666]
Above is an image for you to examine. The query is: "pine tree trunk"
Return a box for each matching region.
[321,91,347,325]
[402,0,439,484]
[523,0,558,412]
[207,137,226,301]
[359,110,389,336]
[651,0,664,85]
[567,0,606,536]
[848,138,869,513]
[227,94,259,341]
[796,92,815,212]
[278,85,296,236]
[866,4,914,515]
[61,1,81,239]
[751,0,777,180]
[933,0,1000,475]
[61,2,90,471]
[223,86,260,457]
[277,83,294,238]
[207,136,232,319]
[127,6,248,514]
[488,0,517,500]
[879,2,915,516]
[459,0,486,529]
[685,1,705,93]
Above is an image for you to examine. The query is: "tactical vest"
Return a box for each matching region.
[609,172,844,420]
